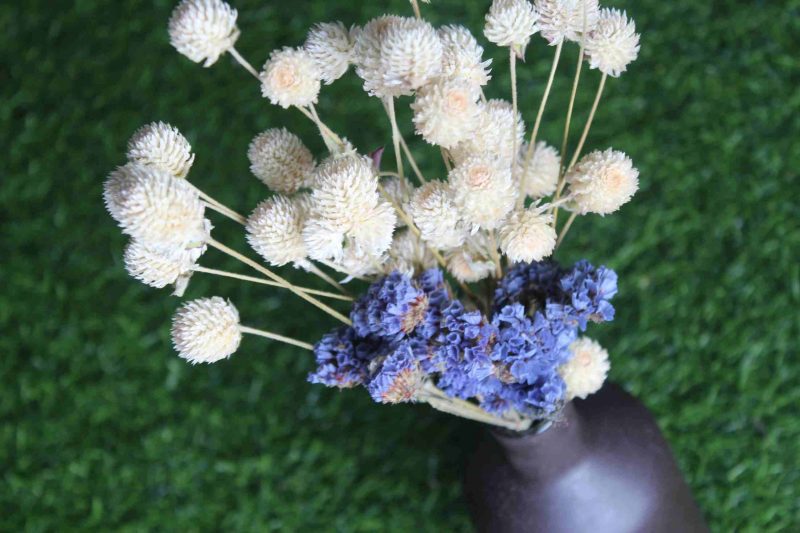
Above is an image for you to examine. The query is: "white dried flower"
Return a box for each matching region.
[304,21,354,84]
[484,0,539,56]
[411,78,481,149]
[380,175,411,208]
[566,148,639,215]
[560,337,610,400]
[246,195,308,267]
[171,297,242,364]
[517,141,560,199]
[450,99,525,165]
[123,239,204,292]
[247,128,315,193]
[339,244,384,279]
[585,9,640,77]
[498,208,556,263]
[438,25,492,87]
[302,218,347,263]
[408,181,467,250]
[353,16,442,97]
[385,229,437,276]
[348,201,397,258]
[104,163,209,248]
[449,155,517,231]
[307,154,379,231]
[127,122,195,179]
[168,0,239,67]
[259,47,321,108]
[445,236,496,282]
[535,0,600,45]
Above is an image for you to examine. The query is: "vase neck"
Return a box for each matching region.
[491,402,588,481]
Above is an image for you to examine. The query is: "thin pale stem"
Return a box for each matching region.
[520,41,563,208]
[228,47,260,81]
[307,103,340,153]
[410,0,422,19]
[193,188,246,224]
[201,201,247,225]
[558,42,586,174]
[568,72,607,170]
[239,325,314,351]
[440,147,452,172]
[316,258,370,282]
[193,266,353,301]
[488,231,503,279]
[305,262,348,294]
[398,134,426,184]
[556,211,578,249]
[208,238,352,325]
[510,48,519,177]
[384,97,405,180]
[421,384,531,431]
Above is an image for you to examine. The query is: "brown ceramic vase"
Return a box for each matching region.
[463,383,708,532]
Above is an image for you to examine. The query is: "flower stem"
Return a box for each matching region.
[410,0,422,19]
[192,266,353,301]
[384,97,405,181]
[440,147,452,172]
[558,42,586,175]
[208,238,352,325]
[398,134,427,184]
[510,48,519,176]
[304,262,349,295]
[568,72,608,170]
[421,383,531,431]
[228,46,260,80]
[201,201,246,225]
[488,231,503,279]
[520,41,563,207]
[239,325,314,351]
[555,211,578,249]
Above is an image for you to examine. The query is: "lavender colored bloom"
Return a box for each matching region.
[494,260,564,310]
[546,260,618,330]
[308,327,372,388]
[367,342,425,404]
[415,269,453,341]
[351,271,429,341]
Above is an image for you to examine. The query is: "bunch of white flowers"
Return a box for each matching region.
[104,0,644,431]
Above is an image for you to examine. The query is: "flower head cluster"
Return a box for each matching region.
[127,122,195,179]
[408,181,467,250]
[559,337,610,400]
[484,0,539,56]
[247,128,315,193]
[450,99,525,165]
[260,47,321,108]
[566,148,639,215]
[585,8,640,77]
[171,297,242,364]
[438,25,492,87]
[516,141,560,199]
[498,207,556,263]
[412,78,481,149]
[304,21,355,84]
[168,0,239,67]
[449,154,517,231]
[246,195,308,267]
[124,239,204,295]
[535,0,600,45]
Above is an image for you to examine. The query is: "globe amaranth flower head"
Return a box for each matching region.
[168,0,240,67]
[350,271,430,341]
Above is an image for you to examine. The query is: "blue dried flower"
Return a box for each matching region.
[494,260,564,310]
[308,327,383,388]
[546,260,618,330]
[367,342,425,404]
[351,271,429,341]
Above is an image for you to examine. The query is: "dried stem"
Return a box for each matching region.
[440,147,453,172]
[568,72,608,170]
[555,211,578,249]
[239,325,314,351]
[208,238,352,325]
[305,262,348,295]
[420,383,531,431]
[488,231,503,279]
[192,266,353,301]
[201,201,247,225]
[228,46,260,80]
[410,0,422,19]
[558,42,586,174]
[398,134,427,184]
[520,41,564,207]
[510,48,519,177]
[384,97,405,180]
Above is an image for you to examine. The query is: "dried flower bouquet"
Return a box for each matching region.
[105,0,640,432]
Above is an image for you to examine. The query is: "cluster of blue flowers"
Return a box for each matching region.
[308,260,618,417]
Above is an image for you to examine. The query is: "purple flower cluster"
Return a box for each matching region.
[309,260,617,418]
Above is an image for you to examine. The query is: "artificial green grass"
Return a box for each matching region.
[2,0,799,530]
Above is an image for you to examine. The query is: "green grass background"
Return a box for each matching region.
[3,0,799,530]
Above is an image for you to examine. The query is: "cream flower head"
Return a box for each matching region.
[247,128,315,193]
[386,229,438,276]
[438,25,492,87]
[445,236,496,282]
[408,181,467,250]
[566,148,639,215]
[535,0,600,45]
[411,78,481,149]
[307,154,379,230]
[498,208,556,263]
[171,297,242,364]
[484,0,539,56]
[104,163,209,248]
[349,201,397,258]
[449,155,517,231]
[353,16,442,97]
[304,21,355,84]
[560,337,610,400]
[259,47,321,108]
[168,0,239,67]
[585,8,640,77]
[246,195,308,267]
[123,239,204,295]
[450,99,525,165]
[517,141,560,199]
[127,122,195,179]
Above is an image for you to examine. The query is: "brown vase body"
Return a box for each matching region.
[464,383,708,533]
